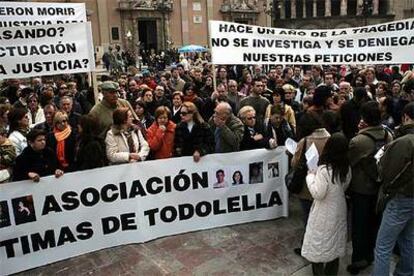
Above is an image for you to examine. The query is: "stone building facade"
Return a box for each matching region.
[16,0,414,53]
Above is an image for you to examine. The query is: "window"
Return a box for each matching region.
[193,15,202,24]
[193,2,201,11]
[111,27,120,41]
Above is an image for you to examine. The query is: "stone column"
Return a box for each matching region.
[265,0,272,26]
[325,0,331,16]
[372,0,379,15]
[356,0,363,15]
[313,0,317,17]
[303,0,306,18]
[387,0,394,15]
[180,0,189,45]
[340,0,347,15]
[291,0,296,19]
[280,0,285,19]
[97,0,110,47]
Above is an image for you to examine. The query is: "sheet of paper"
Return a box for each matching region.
[305,143,319,162]
[374,146,385,164]
[307,155,319,171]
[285,138,298,155]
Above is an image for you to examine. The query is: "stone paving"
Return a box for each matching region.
[18,197,388,276]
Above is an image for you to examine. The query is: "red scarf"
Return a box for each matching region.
[54,126,72,168]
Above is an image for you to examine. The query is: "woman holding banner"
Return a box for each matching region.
[47,111,77,172]
[174,102,214,162]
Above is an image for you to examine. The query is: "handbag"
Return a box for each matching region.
[285,137,308,194]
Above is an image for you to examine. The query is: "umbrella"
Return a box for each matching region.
[178,44,208,53]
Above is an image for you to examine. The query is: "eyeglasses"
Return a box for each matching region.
[58,119,67,124]
[246,116,256,120]
[180,111,193,116]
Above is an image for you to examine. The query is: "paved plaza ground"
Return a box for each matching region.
[18,197,387,276]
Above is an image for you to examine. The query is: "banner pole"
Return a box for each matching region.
[92,71,99,103]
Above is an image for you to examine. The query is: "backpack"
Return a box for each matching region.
[359,130,390,184]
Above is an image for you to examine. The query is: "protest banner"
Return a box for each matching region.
[0,2,86,27]
[0,148,288,275]
[209,18,414,65]
[0,22,95,80]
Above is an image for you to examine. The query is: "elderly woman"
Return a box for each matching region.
[238,105,274,150]
[282,83,301,115]
[174,101,214,162]
[47,111,77,172]
[146,106,176,160]
[105,107,149,164]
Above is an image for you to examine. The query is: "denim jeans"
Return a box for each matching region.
[373,195,414,276]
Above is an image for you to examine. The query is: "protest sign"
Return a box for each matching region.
[0,2,86,27]
[209,18,414,65]
[0,22,95,80]
[0,148,288,275]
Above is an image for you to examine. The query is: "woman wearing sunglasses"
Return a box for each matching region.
[174,102,214,162]
[46,111,77,172]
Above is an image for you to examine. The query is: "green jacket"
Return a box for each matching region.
[89,98,137,138]
[379,124,414,198]
[209,114,244,153]
[348,126,393,195]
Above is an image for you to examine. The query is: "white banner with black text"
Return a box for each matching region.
[0,22,95,80]
[0,2,86,27]
[209,18,414,65]
[0,148,288,275]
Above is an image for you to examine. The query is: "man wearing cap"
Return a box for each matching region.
[89,81,138,138]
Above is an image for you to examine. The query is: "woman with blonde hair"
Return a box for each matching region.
[282,83,301,115]
[47,111,77,172]
[174,101,214,162]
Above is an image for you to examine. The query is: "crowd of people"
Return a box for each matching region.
[0,53,413,275]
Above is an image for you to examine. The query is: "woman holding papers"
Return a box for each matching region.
[301,133,351,276]
[291,110,330,256]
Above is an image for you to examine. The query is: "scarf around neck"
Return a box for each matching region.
[54,126,72,168]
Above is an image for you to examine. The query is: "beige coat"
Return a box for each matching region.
[291,128,331,200]
[105,126,149,164]
[302,165,351,263]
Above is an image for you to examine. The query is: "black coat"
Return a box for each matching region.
[174,122,215,156]
[171,106,182,124]
[75,137,107,171]
[47,130,77,172]
[13,146,58,181]
[265,120,295,146]
[240,125,270,151]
